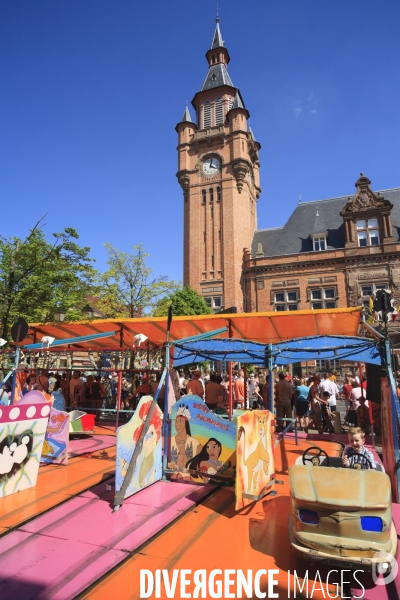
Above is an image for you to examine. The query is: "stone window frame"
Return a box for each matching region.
[204,296,224,313]
[273,289,299,312]
[356,218,380,247]
[308,286,337,310]
[359,282,387,308]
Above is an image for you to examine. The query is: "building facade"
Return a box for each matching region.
[176,18,261,312]
[243,174,400,318]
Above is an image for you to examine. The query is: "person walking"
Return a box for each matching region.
[294,378,310,431]
[319,372,339,413]
[275,372,293,431]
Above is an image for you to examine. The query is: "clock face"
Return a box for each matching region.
[203,157,220,175]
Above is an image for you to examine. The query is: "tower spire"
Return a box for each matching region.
[211,14,224,49]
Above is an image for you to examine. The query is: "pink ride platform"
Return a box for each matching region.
[0,479,213,600]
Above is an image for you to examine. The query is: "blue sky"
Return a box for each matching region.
[1,1,399,282]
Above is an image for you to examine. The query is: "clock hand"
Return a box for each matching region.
[210,160,213,169]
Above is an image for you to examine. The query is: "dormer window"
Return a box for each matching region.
[356,219,379,247]
[311,232,327,251]
[313,236,326,251]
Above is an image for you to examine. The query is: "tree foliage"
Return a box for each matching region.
[95,243,179,318]
[0,216,95,337]
[153,285,212,317]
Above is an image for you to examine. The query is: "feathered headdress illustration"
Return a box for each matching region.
[176,405,191,421]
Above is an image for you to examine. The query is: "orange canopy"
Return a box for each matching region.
[26,307,362,350]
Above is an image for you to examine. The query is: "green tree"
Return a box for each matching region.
[153,285,212,317]
[0,217,95,337]
[95,243,179,318]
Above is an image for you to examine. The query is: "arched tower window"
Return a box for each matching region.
[202,189,206,204]
[217,187,221,202]
[215,98,223,124]
[209,188,214,202]
[203,101,211,128]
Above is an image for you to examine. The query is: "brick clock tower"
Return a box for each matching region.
[176,18,261,313]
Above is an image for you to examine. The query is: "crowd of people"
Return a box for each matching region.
[0,364,381,436]
[274,370,373,434]
[177,367,379,436]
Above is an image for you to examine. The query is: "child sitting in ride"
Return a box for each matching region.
[342,427,375,470]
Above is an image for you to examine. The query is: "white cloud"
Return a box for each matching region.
[308,91,315,101]
[310,109,317,114]
[294,107,302,117]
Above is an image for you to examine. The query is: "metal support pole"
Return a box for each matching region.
[268,344,274,414]
[228,362,233,420]
[228,320,233,420]
[10,348,20,405]
[385,339,400,502]
[116,371,122,431]
[244,363,247,410]
[162,367,169,477]
[358,362,364,397]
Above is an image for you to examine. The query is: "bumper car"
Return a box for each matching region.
[289,445,398,570]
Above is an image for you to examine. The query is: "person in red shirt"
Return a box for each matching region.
[233,369,246,409]
[342,376,353,410]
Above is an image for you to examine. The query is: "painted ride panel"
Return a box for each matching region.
[115,395,163,500]
[0,402,49,498]
[41,407,69,465]
[168,396,236,484]
[235,410,275,510]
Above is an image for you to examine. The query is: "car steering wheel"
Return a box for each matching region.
[345,450,373,470]
[302,446,330,467]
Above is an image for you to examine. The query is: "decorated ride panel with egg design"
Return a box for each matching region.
[0,402,50,497]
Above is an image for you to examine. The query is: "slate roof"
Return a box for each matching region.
[251,187,400,258]
[200,63,234,92]
[180,105,193,123]
[248,126,256,141]
[232,92,244,109]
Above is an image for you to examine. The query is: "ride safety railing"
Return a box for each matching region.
[274,417,298,447]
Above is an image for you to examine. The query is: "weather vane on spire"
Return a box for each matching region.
[216,3,219,22]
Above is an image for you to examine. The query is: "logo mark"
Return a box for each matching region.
[371,551,398,585]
